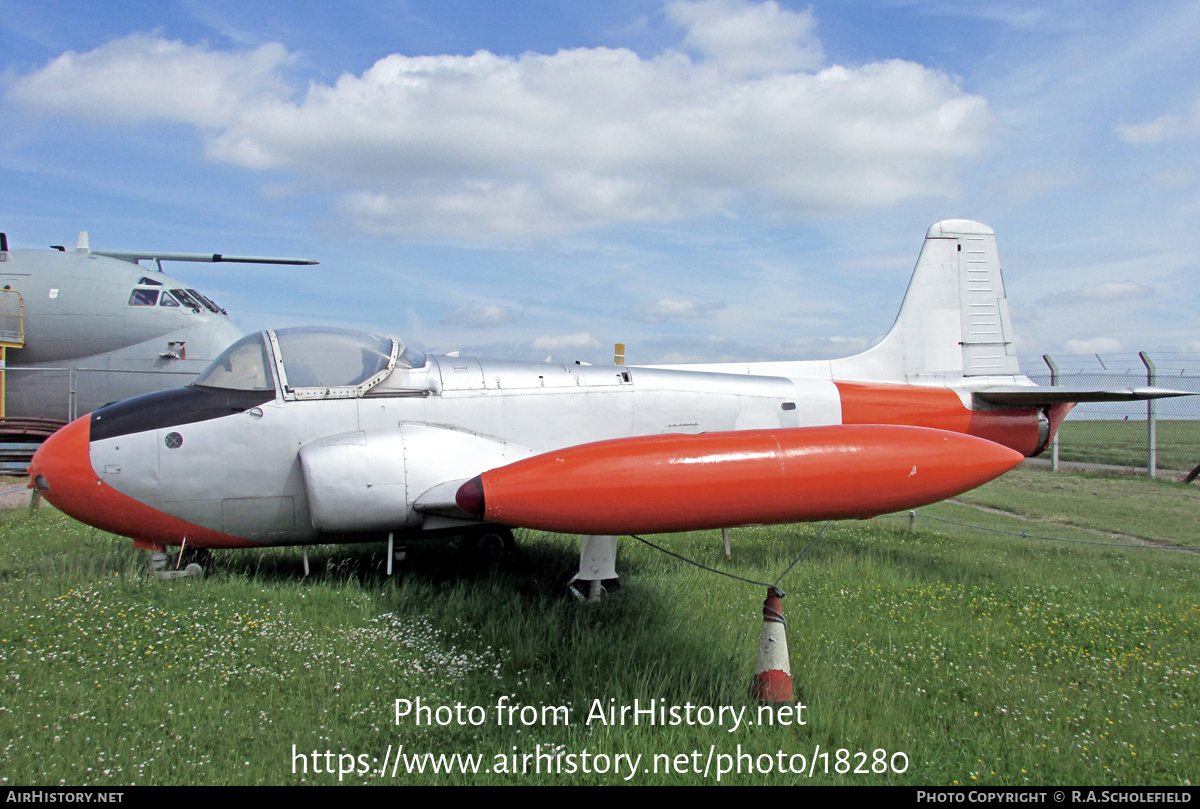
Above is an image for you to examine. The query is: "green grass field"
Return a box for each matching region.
[1056,419,1200,472]
[1,468,1197,786]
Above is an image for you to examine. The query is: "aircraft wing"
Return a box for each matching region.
[93,250,318,265]
[972,385,1194,406]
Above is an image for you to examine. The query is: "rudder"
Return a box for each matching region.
[831,219,1020,384]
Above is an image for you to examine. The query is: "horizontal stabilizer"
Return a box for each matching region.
[973,385,1194,406]
[93,250,318,265]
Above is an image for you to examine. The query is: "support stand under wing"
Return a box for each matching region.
[567,535,618,602]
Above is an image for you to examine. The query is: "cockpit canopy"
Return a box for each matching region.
[194,331,274,391]
[194,327,425,398]
[273,327,394,388]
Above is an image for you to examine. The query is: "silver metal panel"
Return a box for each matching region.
[434,355,485,391]
[370,363,439,396]
[734,406,781,430]
[164,498,221,530]
[400,423,533,528]
[476,359,577,390]
[221,496,296,539]
[142,398,354,540]
[91,428,160,501]
[299,427,407,532]
[299,423,533,532]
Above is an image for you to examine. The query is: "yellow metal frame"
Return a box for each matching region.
[0,291,27,420]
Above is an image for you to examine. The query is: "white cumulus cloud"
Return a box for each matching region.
[1063,337,1122,354]
[668,0,824,75]
[7,2,992,242]
[1116,100,1200,144]
[1079,281,1153,301]
[634,297,725,320]
[532,331,600,350]
[7,33,291,127]
[1037,280,1153,306]
[440,304,517,327]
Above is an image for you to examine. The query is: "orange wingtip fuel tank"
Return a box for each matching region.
[28,416,258,549]
[456,425,1024,536]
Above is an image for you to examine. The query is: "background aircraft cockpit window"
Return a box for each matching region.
[137,276,163,286]
[274,327,394,388]
[188,289,223,314]
[194,332,275,392]
[170,289,202,311]
[128,289,159,306]
[159,290,180,307]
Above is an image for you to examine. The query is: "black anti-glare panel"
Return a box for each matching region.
[90,386,275,441]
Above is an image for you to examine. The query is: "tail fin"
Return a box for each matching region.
[831,219,1020,384]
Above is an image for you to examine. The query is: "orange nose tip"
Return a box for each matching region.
[28,416,95,506]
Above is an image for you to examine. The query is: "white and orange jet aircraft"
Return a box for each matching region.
[28,220,1189,584]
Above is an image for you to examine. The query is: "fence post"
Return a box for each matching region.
[1043,354,1060,472]
[1139,351,1156,479]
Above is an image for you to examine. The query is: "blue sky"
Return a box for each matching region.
[1,1,1198,366]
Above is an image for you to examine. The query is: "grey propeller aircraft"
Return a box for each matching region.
[0,229,316,463]
[29,220,1191,590]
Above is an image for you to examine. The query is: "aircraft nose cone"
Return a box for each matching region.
[28,416,103,521]
[28,412,252,549]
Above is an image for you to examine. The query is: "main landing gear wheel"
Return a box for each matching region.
[148,547,208,580]
[177,547,214,572]
[461,526,515,562]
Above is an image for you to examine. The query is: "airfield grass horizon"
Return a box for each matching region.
[1,467,1197,786]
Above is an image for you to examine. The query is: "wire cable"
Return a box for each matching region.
[628,533,774,589]
[629,520,832,595]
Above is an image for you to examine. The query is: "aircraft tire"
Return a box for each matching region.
[177,547,214,573]
[461,526,515,562]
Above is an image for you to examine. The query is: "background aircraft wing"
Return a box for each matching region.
[93,250,318,265]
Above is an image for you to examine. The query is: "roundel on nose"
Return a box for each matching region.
[28,415,257,549]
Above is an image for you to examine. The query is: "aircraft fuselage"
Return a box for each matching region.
[33,346,1039,548]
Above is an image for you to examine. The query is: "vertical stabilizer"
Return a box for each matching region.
[831,219,1020,384]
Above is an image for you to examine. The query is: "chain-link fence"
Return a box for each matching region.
[1022,352,1200,476]
[2,366,202,422]
[3,367,72,422]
